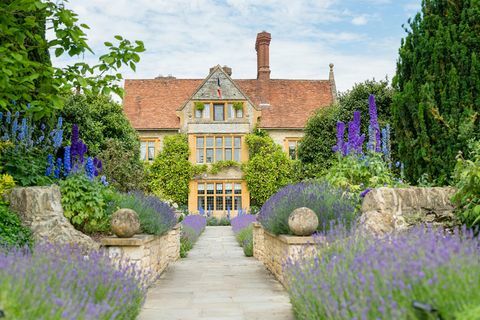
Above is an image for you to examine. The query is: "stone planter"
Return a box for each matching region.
[252,222,321,286]
[101,224,181,283]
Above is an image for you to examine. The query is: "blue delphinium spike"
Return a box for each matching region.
[54,158,62,179]
[45,154,54,176]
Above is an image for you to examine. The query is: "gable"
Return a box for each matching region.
[192,67,247,101]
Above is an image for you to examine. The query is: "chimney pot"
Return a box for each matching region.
[255,31,271,80]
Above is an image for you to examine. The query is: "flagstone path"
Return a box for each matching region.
[139,226,294,320]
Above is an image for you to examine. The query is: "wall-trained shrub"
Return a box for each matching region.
[258,181,357,235]
[285,225,480,319]
[116,192,177,236]
[0,243,147,319]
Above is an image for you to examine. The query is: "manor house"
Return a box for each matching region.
[123,31,337,217]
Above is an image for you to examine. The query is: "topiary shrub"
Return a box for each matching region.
[258,181,357,235]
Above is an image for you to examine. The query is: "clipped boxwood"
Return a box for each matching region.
[258,181,357,235]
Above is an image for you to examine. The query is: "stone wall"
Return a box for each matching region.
[9,185,99,251]
[252,222,319,286]
[360,187,458,236]
[101,225,181,283]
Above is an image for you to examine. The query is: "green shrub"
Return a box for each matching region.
[244,132,294,207]
[149,134,192,205]
[206,216,231,226]
[115,192,177,236]
[0,203,33,248]
[60,174,114,234]
[235,225,253,257]
[452,141,480,227]
[180,236,193,258]
[324,152,403,194]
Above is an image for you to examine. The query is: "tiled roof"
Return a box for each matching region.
[123,78,334,129]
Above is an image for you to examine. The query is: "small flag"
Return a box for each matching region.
[217,77,222,98]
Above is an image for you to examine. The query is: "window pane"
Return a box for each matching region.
[195,109,202,118]
[225,137,232,147]
[216,196,224,210]
[196,149,204,163]
[216,183,223,194]
[214,104,224,121]
[215,137,223,147]
[288,141,297,160]
[225,148,232,160]
[148,146,155,161]
[140,142,146,160]
[234,183,242,194]
[206,183,214,194]
[225,196,233,211]
[207,196,214,211]
[236,108,243,118]
[215,149,223,161]
[206,148,214,163]
[234,149,240,162]
[204,104,210,118]
[234,137,241,148]
[198,197,205,210]
[198,183,205,194]
[196,137,204,148]
[234,196,242,210]
[225,183,232,194]
[206,137,214,147]
[227,104,233,119]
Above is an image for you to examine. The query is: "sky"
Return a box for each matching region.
[51,0,422,94]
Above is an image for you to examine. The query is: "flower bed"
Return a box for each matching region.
[0,243,147,319]
[231,214,257,256]
[285,224,480,319]
[180,215,206,258]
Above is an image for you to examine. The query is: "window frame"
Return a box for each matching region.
[197,181,244,212]
[195,134,243,163]
[140,138,159,162]
[192,101,245,121]
[285,138,301,160]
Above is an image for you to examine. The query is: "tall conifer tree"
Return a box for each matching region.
[392,0,480,184]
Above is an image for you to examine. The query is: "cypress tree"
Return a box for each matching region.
[392,0,480,184]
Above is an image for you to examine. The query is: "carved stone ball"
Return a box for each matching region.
[288,207,319,236]
[111,208,140,238]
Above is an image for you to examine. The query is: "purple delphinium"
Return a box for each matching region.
[93,158,103,176]
[381,124,391,166]
[346,111,365,155]
[368,94,381,152]
[258,181,357,235]
[285,225,480,319]
[332,121,346,155]
[231,214,257,234]
[0,243,148,319]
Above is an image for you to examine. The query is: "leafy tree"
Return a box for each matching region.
[149,134,192,205]
[244,132,294,207]
[298,79,394,176]
[392,0,480,184]
[0,0,145,117]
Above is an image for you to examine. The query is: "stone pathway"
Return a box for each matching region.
[139,226,294,320]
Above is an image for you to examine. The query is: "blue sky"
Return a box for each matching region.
[52,0,421,93]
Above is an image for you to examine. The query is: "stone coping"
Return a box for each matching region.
[252,222,324,245]
[101,224,181,247]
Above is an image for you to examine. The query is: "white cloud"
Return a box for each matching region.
[49,0,400,93]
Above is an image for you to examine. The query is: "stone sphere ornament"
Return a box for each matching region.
[111,208,141,238]
[288,207,319,236]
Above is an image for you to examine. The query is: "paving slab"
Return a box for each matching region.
[139,226,294,320]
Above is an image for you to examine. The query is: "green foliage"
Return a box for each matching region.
[59,174,114,234]
[149,134,192,205]
[0,174,15,197]
[193,102,204,111]
[0,203,33,248]
[0,0,145,117]
[244,132,294,207]
[194,161,241,176]
[324,152,403,194]
[206,216,231,226]
[232,101,244,111]
[0,143,52,187]
[180,236,193,258]
[392,1,480,184]
[235,225,253,257]
[299,79,394,177]
[452,141,480,227]
[97,139,146,192]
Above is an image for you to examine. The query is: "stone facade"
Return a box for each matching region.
[101,225,181,283]
[252,222,319,286]
[9,185,99,251]
[360,187,458,236]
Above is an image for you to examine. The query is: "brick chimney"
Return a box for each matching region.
[255,31,271,80]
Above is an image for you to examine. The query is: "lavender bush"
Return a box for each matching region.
[180,215,207,257]
[231,214,257,256]
[117,192,177,236]
[285,225,480,319]
[258,181,356,235]
[0,243,147,319]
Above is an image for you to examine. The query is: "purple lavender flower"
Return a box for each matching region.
[231,214,257,234]
[182,215,207,242]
